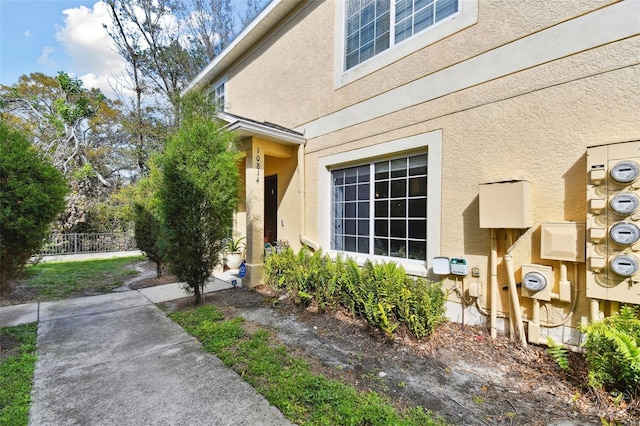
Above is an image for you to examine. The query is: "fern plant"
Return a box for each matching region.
[546,337,570,371]
[581,306,640,396]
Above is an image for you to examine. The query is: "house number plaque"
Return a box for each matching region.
[256,147,261,183]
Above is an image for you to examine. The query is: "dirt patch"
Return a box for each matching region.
[162,286,639,425]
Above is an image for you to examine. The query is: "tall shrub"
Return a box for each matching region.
[159,93,239,304]
[133,160,166,277]
[0,121,67,292]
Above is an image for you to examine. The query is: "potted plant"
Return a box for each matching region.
[225,236,245,269]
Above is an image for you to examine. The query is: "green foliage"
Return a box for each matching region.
[21,256,142,300]
[0,121,68,292]
[0,323,37,426]
[159,92,239,304]
[546,337,570,371]
[264,250,446,339]
[133,160,166,276]
[581,306,640,396]
[170,306,443,425]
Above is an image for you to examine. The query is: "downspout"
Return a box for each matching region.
[505,227,530,348]
[490,229,499,339]
[298,143,319,250]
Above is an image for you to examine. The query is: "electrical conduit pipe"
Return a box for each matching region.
[490,229,499,339]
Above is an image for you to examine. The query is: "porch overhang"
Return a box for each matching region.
[219,112,306,147]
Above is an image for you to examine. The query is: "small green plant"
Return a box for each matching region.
[471,395,485,405]
[546,336,570,371]
[0,323,37,426]
[226,237,245,252]
[581,306,640,397]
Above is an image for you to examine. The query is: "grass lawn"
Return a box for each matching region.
[170,305,445,426]
[21,256,144,300]
[0,323,37,426]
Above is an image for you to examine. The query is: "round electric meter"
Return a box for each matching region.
[610,192,640,215]
[610,223,640,245]
[610,254,640,277]
[523,271,547,292]
[610,161,640,184]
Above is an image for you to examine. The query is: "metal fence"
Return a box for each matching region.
[39,232,136,256]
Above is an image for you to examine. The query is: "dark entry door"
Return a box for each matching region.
[264,175,278,245]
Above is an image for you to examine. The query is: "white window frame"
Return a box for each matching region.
[334,0,478,88]
[318,130,442,277]
[211,76,227,111]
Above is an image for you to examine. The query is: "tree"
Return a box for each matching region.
[0,121,68,293]
[159,93,239,304]
[0,72,139,232]
[133,160,166,277]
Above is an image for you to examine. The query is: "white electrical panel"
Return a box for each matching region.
[587,141,640,304]
[450,258,468,275]
[432,257,451,275]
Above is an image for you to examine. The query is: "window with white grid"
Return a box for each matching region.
[344,0,459,70]
[331,154,428,260]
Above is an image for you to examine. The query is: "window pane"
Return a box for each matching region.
[408,240,427,260]
[414,4,434,33]
[361,21,375,44]
[375,219,388,236]
[395,0,412,22]
[357,165,370,182]
[391,179,406,198]
[395,19,412,43]
[358,237,370,254]
[345,219,356,234]
[375,181,388,198]
[345,202,356,218]
[390,239,407,258]
[390,158,407,177]
[333,234,344,250]
[376,11,390,36]
[408,198,426,217]
[375,161,389,180]
[375,34,390,54]
[333,170,344,185]
[408,219,426,238]
[374,238,389,255]
[362,0,376,24]
[346,32,360,55]
[435,0,458,22]
[346,52,360,69]
[409,177,427,196]
[358,219,370,236]
[375,200,388,217]
[390,199,406,217]
[333,185,343,203]
[409,154,427,175]
[333,202,344,219]
[360,41,375,62]
[345,236,357,252]
[358,183,370,200]
[358,201,370,218]
[390,220,406,238]
[345,185,356,200]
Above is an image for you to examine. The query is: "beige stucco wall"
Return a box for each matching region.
[209,0,639,343]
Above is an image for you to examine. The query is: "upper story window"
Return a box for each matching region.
[344,0,459,71]
[212,82,226,111]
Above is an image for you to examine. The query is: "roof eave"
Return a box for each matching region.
[225,119,306,146]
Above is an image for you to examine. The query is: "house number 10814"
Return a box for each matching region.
[256,147,261,183]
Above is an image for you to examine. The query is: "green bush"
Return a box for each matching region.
[0,121,67,292]
[264,250,446,339]
[581,306,640,397]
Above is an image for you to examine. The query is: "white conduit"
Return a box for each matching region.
[490,229,499,339]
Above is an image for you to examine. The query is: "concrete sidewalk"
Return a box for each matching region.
[2,281,292,425]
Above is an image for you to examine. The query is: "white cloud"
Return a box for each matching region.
[38,46,57,68]
[24,30,32,38]
[55,1,126,98]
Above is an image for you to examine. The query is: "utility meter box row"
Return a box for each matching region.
[586,140,640,304]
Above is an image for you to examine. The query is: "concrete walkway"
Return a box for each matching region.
[1,282,293,425]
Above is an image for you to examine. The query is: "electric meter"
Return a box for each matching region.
[610,255,640,277]
[610,192,640,215]
[610,161,640,184]
[610,223,640,245]
[523,271,548,292]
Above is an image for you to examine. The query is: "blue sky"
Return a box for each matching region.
[0,1,112,89]
[0,0,265,99]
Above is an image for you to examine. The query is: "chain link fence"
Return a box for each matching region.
[39,232,136,256]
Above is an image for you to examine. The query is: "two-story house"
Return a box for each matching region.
[184,0,640,347]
